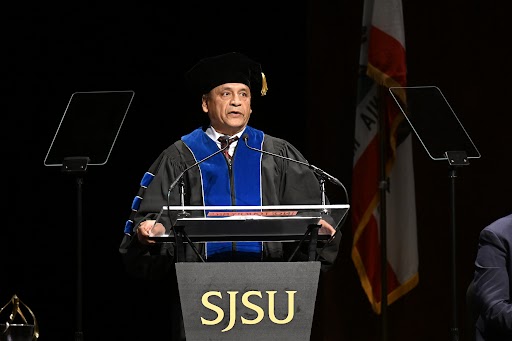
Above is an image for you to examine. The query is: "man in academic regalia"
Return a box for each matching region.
[119,52,342,340]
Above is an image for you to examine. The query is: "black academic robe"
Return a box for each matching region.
[119,128,341,279]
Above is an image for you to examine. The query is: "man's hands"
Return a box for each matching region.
[318,219,336,236]
[136,220,166,245]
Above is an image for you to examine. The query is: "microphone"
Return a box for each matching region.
[161,136,234,263]
[241,133,344,188]
[167,135,234,197]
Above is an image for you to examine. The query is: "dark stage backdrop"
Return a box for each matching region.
[2,2,511,341]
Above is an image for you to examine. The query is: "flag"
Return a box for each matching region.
[351,0,419,314]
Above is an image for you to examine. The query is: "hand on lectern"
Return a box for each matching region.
[318,219,336,236]
[136,220,166,245]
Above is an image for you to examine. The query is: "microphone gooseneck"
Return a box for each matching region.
[167,136,232,198]
[242,134,345,189]
[242,133,349,252]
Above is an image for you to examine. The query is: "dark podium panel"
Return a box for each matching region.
[176,262,320,341]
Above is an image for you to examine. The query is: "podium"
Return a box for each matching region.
[150,204,349,242]
[150,204,349,260]
[151,204,349,340]
[176,261,320,341]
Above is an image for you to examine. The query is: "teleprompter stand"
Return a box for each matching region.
[389,86,480,341]
[149,204,349,340]
[43,90,134,341]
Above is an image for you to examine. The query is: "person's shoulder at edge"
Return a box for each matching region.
[482,213,512,236]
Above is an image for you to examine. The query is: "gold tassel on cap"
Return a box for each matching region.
[261,72,268,96]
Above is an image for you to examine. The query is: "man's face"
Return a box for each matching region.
[202,83,252,136]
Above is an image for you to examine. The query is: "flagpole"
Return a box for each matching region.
[354,2,418,340]
[377,85,388,341]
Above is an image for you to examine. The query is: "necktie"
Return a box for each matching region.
[218,136,239,162]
